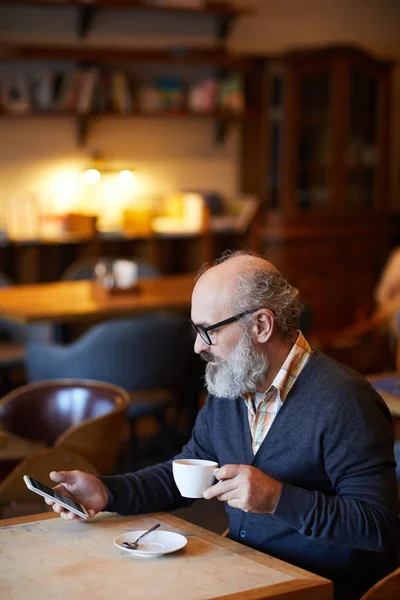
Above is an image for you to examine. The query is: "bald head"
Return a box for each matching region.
[193,251,302,339]
[194,253,279,310]
[201,253,278,283]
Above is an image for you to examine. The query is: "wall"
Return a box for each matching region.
[0,0,399,228]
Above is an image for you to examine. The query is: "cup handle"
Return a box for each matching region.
[213,467,219,477]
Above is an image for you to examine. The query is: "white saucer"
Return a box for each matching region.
[114,529,187,557]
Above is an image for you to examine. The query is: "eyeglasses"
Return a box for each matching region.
[190,308,261,346]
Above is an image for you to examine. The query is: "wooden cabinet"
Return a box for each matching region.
[241,46,399,338]
[242,46,393,218]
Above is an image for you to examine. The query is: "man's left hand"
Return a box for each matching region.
[203,464,282,514]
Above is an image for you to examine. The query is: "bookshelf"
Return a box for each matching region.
[0,2,253,144]
[0,44,251,143]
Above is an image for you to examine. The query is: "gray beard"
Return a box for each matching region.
[204,330,270,399]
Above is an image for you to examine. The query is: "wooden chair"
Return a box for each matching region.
[360,568,400,600]
[0,379,129,476]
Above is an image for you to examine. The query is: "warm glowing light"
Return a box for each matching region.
[118,170,133,185]
[43,167,82,214]
[83,169,101,184]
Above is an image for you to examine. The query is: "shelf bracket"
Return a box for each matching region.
[76,115,91,147]
[213,64,231,144]
[216,14,236,46]
[77,5,98,39]
[213,120,229,145]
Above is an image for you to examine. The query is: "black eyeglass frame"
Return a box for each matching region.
[190,308,261,346]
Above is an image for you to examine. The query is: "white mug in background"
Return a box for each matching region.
[172,458,219,499]
[112,259,138,289]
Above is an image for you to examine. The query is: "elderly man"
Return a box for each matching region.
[46,252,400,600]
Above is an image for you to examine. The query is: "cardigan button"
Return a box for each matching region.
[239,530,247,539]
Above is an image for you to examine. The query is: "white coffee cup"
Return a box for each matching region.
[112,259,138,289]
[172,458,219,499]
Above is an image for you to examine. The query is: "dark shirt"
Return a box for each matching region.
[101,352,400,599]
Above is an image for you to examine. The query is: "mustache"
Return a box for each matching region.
[200,351,217,363]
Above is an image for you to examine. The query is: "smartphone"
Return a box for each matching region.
[23,475,89,519]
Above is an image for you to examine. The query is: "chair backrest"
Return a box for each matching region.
[0,379,129,474]
[61,258,160,281]
[360,568,400,600]
[26,313,192,396]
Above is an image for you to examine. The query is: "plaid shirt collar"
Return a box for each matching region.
[243,331,312,409]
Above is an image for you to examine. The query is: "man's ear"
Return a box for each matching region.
[252,310,274,343]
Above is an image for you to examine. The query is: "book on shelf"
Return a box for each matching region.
[112,71,133,114]
[0,75,31,115]
[32,71,54,112]
[137,84,163,112]
[56,70,81,112]
[219,73,244,113]
[52,69,98,114]
[77,68,99,114]
[0,67,245,117]
[30,71,64,112]
[187,77,218,112]
[95,71,113,113]
[156,76,185,112]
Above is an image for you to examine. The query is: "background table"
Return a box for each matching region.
[0,511,332,600]
[0,274,195,325]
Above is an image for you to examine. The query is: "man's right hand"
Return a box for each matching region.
[45,470,108,520]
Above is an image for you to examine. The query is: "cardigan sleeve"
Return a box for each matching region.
[99,395,218,515]
[273,389,400,552]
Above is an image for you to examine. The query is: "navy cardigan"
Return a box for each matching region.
[102,352,400,599]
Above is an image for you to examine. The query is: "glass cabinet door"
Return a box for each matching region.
[296,70,331,211]
[244,48,391,221]
[267,70,284,210]
[345,69,378,209]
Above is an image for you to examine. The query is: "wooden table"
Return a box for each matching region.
[0,274,195,324]
[0,512,332,600]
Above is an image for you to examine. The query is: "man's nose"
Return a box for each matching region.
[194,333,210,354]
